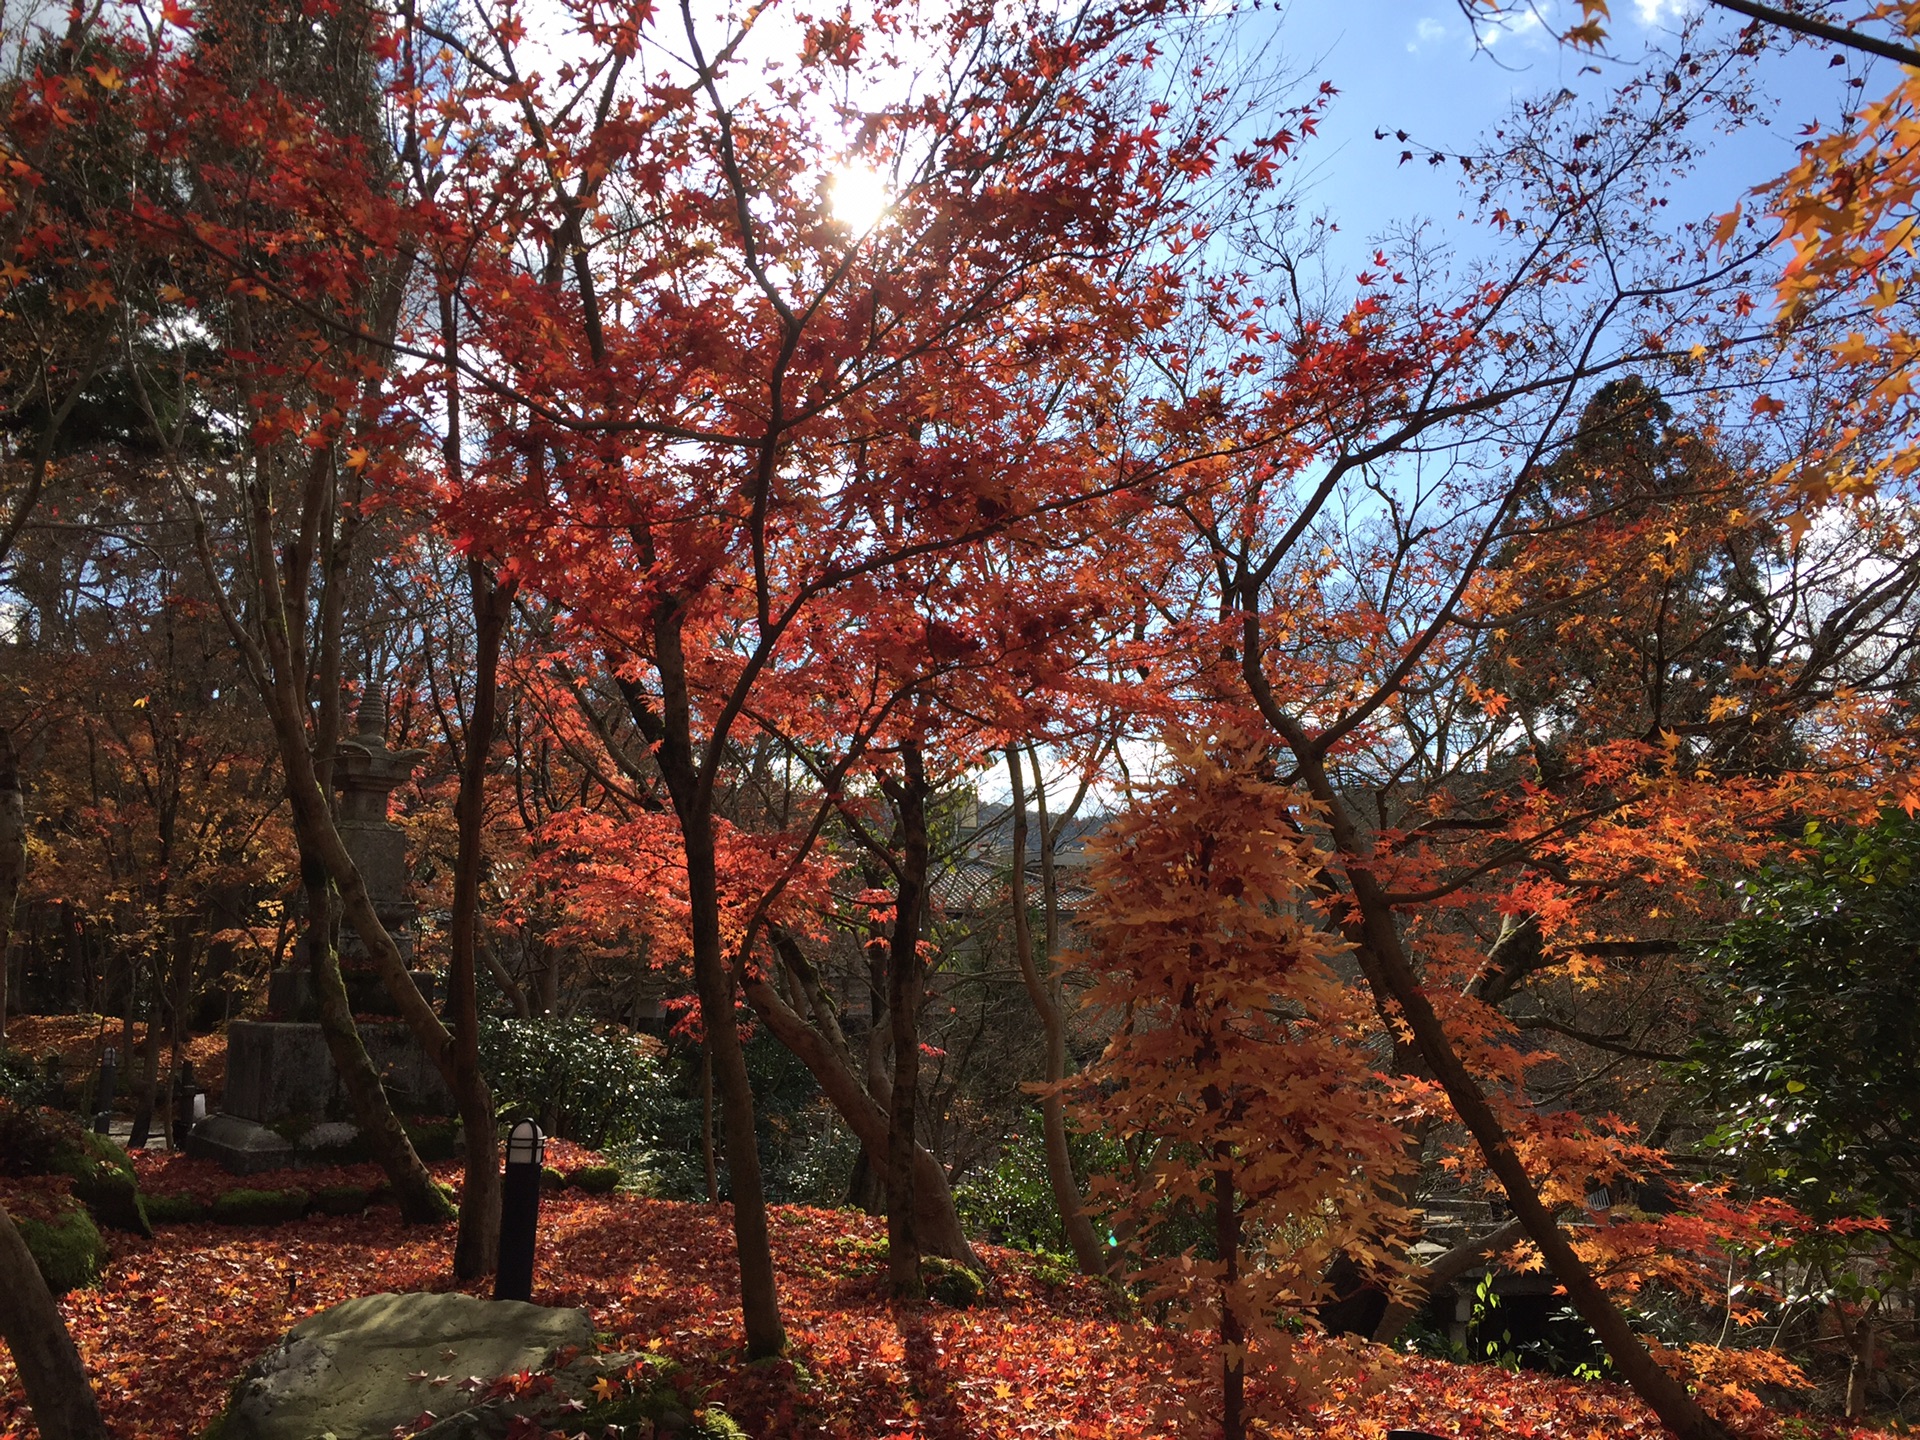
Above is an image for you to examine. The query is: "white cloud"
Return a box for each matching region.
[1633,0,1694,22]
[1483,8,1543,46]
[1407,16,1448,52]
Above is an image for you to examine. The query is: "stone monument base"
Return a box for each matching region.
[188,1114,298,1175]
[188,1018,455,1175]
[224,1019,451,1124]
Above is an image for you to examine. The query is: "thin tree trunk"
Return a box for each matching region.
[0,1202,108,1440]
[0,727,24,1044]
[1006,748,1106,1276]
[1267,710,1728,1440]
[306,870,452,1223]
[482,938,531,1019]
[1215,1152,1244,1440]
[742,964,979,1265]
[883,746,929,1301]
[448,556,514,1281]
[683,812,786,1356]
[649,608,784,1357]
[702,1041,719,1204]
[127,974,163,1149]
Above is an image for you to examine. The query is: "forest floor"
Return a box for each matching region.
[0,1153,1907,1440]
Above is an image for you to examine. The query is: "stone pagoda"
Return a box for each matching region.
[190,691,451,1174]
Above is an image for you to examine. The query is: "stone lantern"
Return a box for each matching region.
[267,690,431,1020]
[201,687,452,1174]
[331,690,429,974]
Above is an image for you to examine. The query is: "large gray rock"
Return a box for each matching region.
[212,1291,595,1440]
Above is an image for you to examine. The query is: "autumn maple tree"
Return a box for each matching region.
[1072,727,1417,1440]
[5,0,1920,1436]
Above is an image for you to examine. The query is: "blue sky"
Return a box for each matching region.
[1254,0,1865,263]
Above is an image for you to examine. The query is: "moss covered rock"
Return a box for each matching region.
[0,1100,152,1236]
[310,1184,370,1217]
[61,1130,151,1236]
[921,1255,984,1307]
[18,1196,106,1295]
[567,1163,621,1195]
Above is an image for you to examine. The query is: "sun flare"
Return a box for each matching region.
[829,164,892,232]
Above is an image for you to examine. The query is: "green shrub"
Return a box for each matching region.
[144,1193,208,1224]
[541,1166,568,1190]
[955,1109,1122,1256]
[0,1049,51,1108]
[401,1117,462,1161]
[920,1255,984,1308]
[210,1187,311,1225]
[310,1184,370,1216]
[478,1016,671,1150]
[568,1164,621,1195]
[19,1200,106,1294]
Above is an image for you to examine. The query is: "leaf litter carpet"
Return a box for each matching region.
[0,1165,1902,1439]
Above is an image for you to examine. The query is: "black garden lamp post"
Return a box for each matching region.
[92,1046,118,1135]
[494,1119,545,1302]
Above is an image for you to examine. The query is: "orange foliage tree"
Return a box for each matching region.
[1072,728,1416,1440]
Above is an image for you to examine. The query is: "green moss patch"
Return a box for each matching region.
[310,1184,371,1216]
[145,1192,209,1224]
[567,1163,621,1194]
[210,1187,311,1225]
[921,1255,985,1307]
[18,1198,105,1294]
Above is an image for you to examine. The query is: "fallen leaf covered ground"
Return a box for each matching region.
[0,1159,1905,1439]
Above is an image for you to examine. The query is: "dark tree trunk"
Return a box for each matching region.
[1264,708,1728,1440]
[652,608,786,1359]
[0,1202,108,1440]
[306,867,452,1223]
[845,1146,884,1214]
[702,1041,720,1204]
[1215,1155,1243,1440]
[448,557,515,1281]
[742,962,979,1265]
[0,727,23,1043]
[126,974,163,1150]
[882,746,930,1301]
[683,813,786,1355]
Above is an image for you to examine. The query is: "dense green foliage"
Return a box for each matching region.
[478,1016,673,1150]
[0,1049,54,1108]
[1692,810,1920,1232]
[956,1111,1080,1255]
